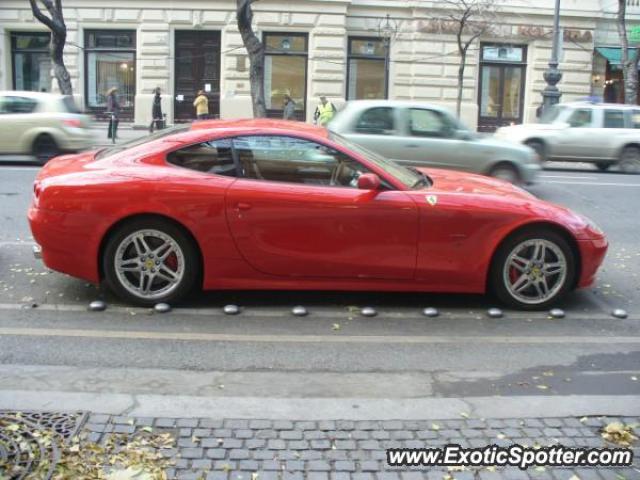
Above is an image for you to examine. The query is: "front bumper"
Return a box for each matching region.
[577,236,609,288]
[520,161,542,185]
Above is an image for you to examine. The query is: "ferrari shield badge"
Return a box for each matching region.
[426,195,438,206]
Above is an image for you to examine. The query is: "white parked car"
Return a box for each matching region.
[495,101,640,173]
[328,100,540,184]
[0,91,93,164]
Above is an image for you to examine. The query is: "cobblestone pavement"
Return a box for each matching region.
[77,415,640,480]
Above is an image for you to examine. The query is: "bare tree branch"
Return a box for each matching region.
[28,0,55,30]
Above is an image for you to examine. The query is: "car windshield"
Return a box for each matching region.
[329,132,428,189]
[538,105,565,124]
[95,125,191,159]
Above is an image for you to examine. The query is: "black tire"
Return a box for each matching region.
[595,162,611,172]
[32,134,60,165]
[488,163,520,184]
[524,140,546,162]
[619,146,640,174]
[490,229,576,310]
[103,217,200,307]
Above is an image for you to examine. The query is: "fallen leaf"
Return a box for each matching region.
[332,323,341,331]
[431,423,440,431]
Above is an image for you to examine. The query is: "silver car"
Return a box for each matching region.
[328,100,540,184]
[0,91,93,164]
[495,101,640,173]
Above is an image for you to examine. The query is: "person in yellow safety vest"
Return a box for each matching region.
[314,96,337,126]
[193,90,209,120]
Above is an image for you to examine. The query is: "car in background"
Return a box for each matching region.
[328,100,540,184]
[29,119,607,310]
[494,101,640,173]
[0,91,93,164]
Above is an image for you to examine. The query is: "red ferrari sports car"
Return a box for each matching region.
[28,119,607,309]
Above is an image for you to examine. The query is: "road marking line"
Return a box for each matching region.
[540,175,593,180]
[0,327,639,344]
[544,180,640,187]
[0,241,36,247]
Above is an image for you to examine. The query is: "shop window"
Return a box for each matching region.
[11,32,52,92]
[264,33,307,120]
[347,38,387,100]
[85,30,136,118]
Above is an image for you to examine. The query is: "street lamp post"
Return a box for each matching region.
[541,0,562,112]
[379,14,397,100]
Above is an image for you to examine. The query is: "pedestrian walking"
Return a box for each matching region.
[313,96,337,127]
[193,90,209,120]
[106,87,120,140]
[149,87,164,133]
[283,94,296,120]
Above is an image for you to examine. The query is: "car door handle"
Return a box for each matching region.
[235,202,252,211]
[406,144,420,148]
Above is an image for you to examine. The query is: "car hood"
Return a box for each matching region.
[473,134,533,154]
[417,167,535,199]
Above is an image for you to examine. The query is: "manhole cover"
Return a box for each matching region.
[0,411,87,479]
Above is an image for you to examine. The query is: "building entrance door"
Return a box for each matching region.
[477,44,527,133]
[174,31,220,122]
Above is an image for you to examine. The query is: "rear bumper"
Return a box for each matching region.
[576,236,609,288]
[28,205,100,283]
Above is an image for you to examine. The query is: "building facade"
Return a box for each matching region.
[1,0,638,130]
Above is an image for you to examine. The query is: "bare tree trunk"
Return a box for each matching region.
[237,0,267,118]
[29,0,72,95]
[618,0,638,104]
[456,51,466,119]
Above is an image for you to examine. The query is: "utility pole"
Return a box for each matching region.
[541,0,562,112]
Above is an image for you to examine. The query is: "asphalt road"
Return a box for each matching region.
[0,162,639,418]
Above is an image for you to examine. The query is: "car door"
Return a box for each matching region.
[552,107,601,160]
[339,106,408,163]
[0,96,40,154]
[396,108,473,170]
[225,134,419,280]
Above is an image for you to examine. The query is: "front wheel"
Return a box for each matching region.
[33,134,60,165]
[488,163,520,184]
[103,218,200,307]
[490,230,576,310]
[524,140,546,162]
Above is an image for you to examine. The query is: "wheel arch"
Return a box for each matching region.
[485,160,521,181]
[97,213,204,286]
[617,142,640,157]
[486,221,582,293]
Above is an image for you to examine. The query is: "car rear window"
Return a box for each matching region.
[61,96,81,113]
[95,125,190,159]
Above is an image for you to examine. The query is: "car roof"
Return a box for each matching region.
[0,90,66,100]
[189,118,330,138]
[559,101,640,110]
[342,100,452,113]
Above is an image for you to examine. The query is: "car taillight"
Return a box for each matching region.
[63,118,83,128]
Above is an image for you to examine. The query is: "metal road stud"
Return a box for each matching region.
[361,307,377,317]
[88,300,107,312]
[422,307,439,317]
[292,306,308,317]
[223,304,240,315]
[612,309,628,319]
[487,308,503,318]
[154,303,171,313]
[549,308,565,319]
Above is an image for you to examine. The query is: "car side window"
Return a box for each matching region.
[409,109,453,138]
[233,135,372,188]
[567,109,592,128]
[355,107,395,134]
[1,96,38,114]
[604,110,625,129]
[167,139,237,176]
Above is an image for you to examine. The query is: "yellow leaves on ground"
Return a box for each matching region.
[601,422,638,447]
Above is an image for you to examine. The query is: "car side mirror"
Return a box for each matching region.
[357,173,381,190]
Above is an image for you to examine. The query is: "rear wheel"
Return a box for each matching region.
[619,146,640,174]
[488,163,519,183]
[32,134,60,165]
[103,218,200,307]
[595,162,611,172]
[490,229,576,310]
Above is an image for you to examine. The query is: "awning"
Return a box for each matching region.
[596,47,638,66]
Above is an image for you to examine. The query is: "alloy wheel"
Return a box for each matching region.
[620,147,640,174]
[113,229,185,301]
[502,239,567,306]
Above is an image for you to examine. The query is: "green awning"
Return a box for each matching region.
[596,47,639,66]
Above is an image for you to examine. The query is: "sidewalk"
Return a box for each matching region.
[1,410,638,479]
[89,122,150,147]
